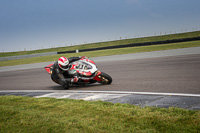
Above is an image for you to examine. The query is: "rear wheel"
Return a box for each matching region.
[51,75,60,84]
[63,83,70,90]
[98,72,112,84]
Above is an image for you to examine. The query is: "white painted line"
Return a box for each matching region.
[58,95,72,99]
[79,91,200,97]
[35,93,55,98]
[1,90,200,97]
[82,94,130,101]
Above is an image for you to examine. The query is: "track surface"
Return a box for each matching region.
[1,53,200,94]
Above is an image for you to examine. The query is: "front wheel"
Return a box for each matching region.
[98,72,112,84]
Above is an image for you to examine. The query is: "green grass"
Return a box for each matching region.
[1,40,200,67]
[1,31,200,57]
[0,96,199,132]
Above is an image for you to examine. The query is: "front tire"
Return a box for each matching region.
[99,72,112,84]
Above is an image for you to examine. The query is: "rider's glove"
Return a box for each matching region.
[71,76,79,83]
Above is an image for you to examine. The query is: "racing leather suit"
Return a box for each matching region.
[51,57,81,89]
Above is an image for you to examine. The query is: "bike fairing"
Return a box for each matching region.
[45,56,112,89]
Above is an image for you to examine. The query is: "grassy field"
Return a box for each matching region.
[1,31,200,57]
[0,96,199,132]
[1,40,200,67]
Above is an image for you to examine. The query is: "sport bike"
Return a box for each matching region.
[44,58,112,89]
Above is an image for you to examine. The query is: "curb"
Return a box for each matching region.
[1,90,200,110]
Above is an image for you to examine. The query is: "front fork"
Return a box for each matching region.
[93,71,109,84]
[93,70,102,81]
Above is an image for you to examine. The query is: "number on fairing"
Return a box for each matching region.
[77,62,92,70]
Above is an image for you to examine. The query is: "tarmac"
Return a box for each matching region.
[1,47,200,110]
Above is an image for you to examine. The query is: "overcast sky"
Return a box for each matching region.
[0,0,200,52]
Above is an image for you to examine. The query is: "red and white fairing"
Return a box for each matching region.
[44,58,102,82]
[71,59,96,75]
[70,58,102,81]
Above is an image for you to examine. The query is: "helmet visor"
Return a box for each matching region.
[62,65,68,69]
[59,64,69,70]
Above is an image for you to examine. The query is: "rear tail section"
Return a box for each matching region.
[44,63,54,74]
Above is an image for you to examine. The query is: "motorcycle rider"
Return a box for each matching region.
[51,56,85,89]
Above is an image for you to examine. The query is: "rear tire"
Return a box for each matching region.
[99,72,112,84]
[63,83,69,90]
[51,75,60,85]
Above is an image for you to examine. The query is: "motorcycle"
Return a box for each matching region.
[44,57,112,89]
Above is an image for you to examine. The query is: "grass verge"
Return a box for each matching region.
[0,96,200,132]
[1,31,200,57]
[1,40,200,67]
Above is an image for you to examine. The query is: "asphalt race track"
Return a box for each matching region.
[0,51,200,94]
[1,48,200,110]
